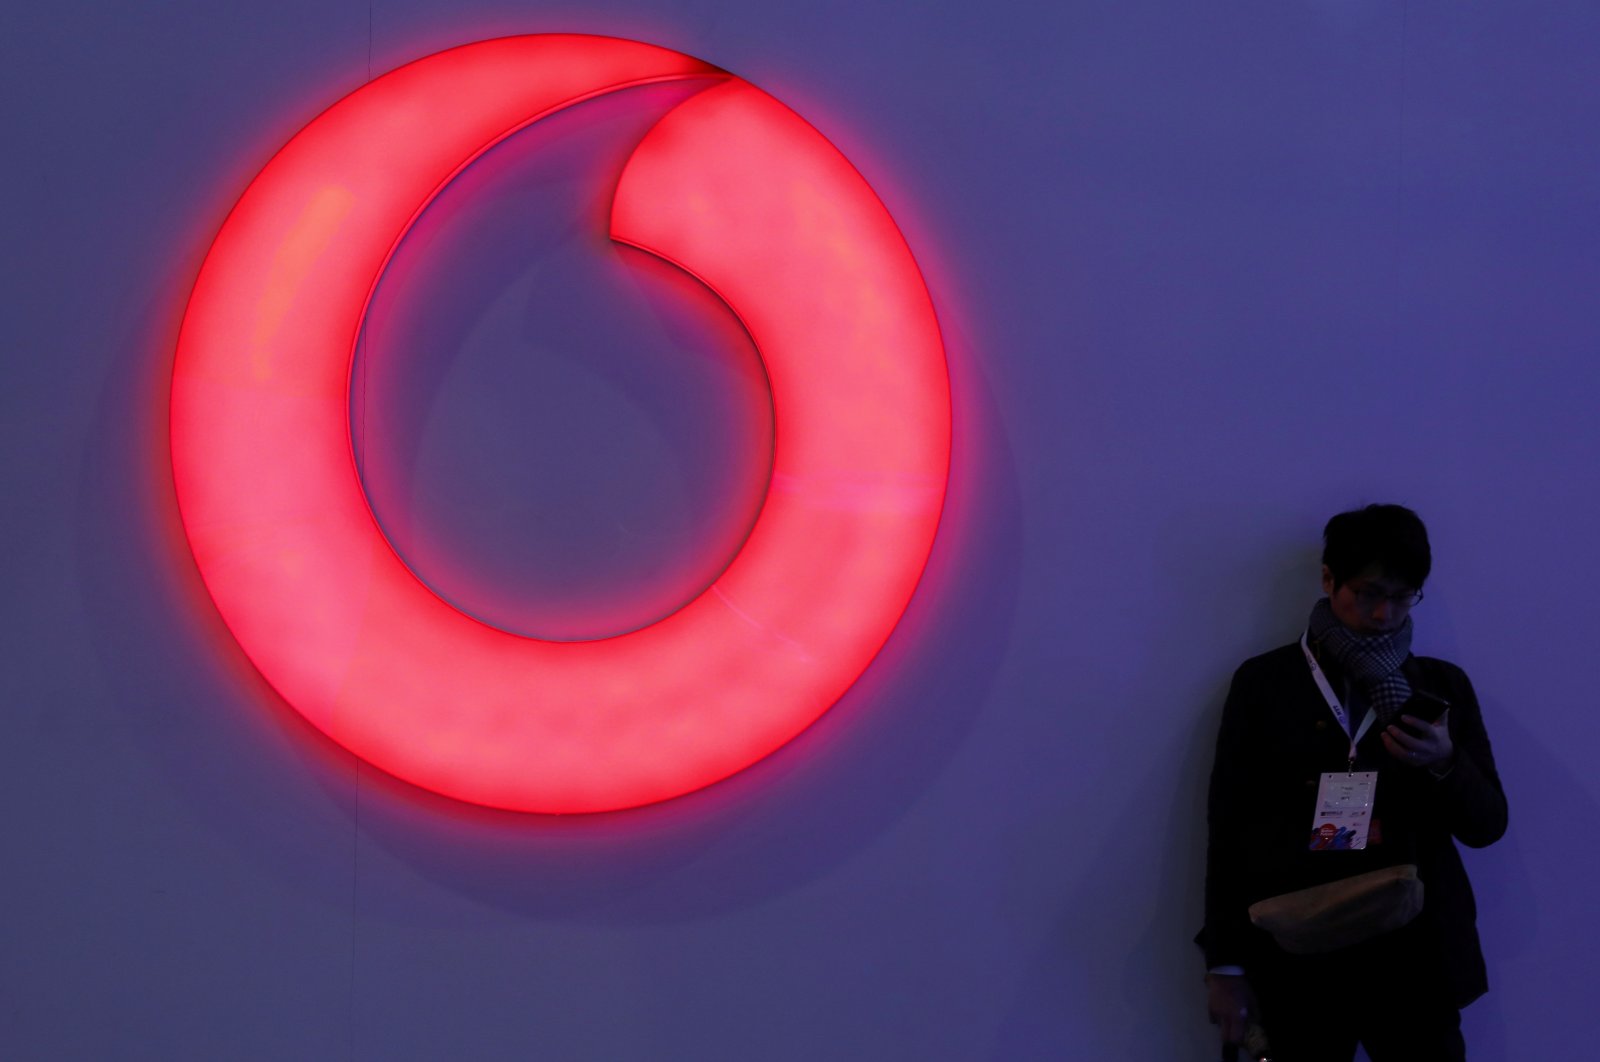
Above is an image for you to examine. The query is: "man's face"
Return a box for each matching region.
[1322,563,1418,636]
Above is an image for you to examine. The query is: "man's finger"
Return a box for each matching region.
[1385,725,1423,750]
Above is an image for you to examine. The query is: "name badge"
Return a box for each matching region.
[1309,771,1378,850]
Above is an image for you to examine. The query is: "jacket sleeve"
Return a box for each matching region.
[1429,666,1508,849]
[1196,664,1260,970]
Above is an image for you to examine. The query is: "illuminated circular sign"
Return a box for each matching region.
[171,35,950,813]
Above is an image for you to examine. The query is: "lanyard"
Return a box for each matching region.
[1300,631,1375,769]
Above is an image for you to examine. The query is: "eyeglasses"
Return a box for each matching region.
[1348,585,1424,609]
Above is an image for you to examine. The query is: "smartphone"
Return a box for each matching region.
[1399,689,1451,726]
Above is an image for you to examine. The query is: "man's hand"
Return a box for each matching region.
[1205,972,1256,1047]
[1382,708,1454,771]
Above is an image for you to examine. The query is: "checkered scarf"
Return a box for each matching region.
[1308,597,1413,725]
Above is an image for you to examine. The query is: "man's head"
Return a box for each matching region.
[1320,504,1431,635]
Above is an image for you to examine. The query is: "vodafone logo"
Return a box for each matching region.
[171,35,951,813]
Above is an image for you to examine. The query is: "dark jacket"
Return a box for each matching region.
[1196,641,1508,1006]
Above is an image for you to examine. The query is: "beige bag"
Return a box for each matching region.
[1247,864,1423,954]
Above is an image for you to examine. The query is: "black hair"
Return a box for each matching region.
[1321,504,1431,590]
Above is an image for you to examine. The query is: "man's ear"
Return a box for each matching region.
[1321,564,1335,596]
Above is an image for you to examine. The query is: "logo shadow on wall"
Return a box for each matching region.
[80,65,1023,925]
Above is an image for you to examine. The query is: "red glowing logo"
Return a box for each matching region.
[170,35,950,813]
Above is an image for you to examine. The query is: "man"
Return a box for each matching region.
[1197,504,1507,1060]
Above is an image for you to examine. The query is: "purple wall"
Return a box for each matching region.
[5,2,1595,1057]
